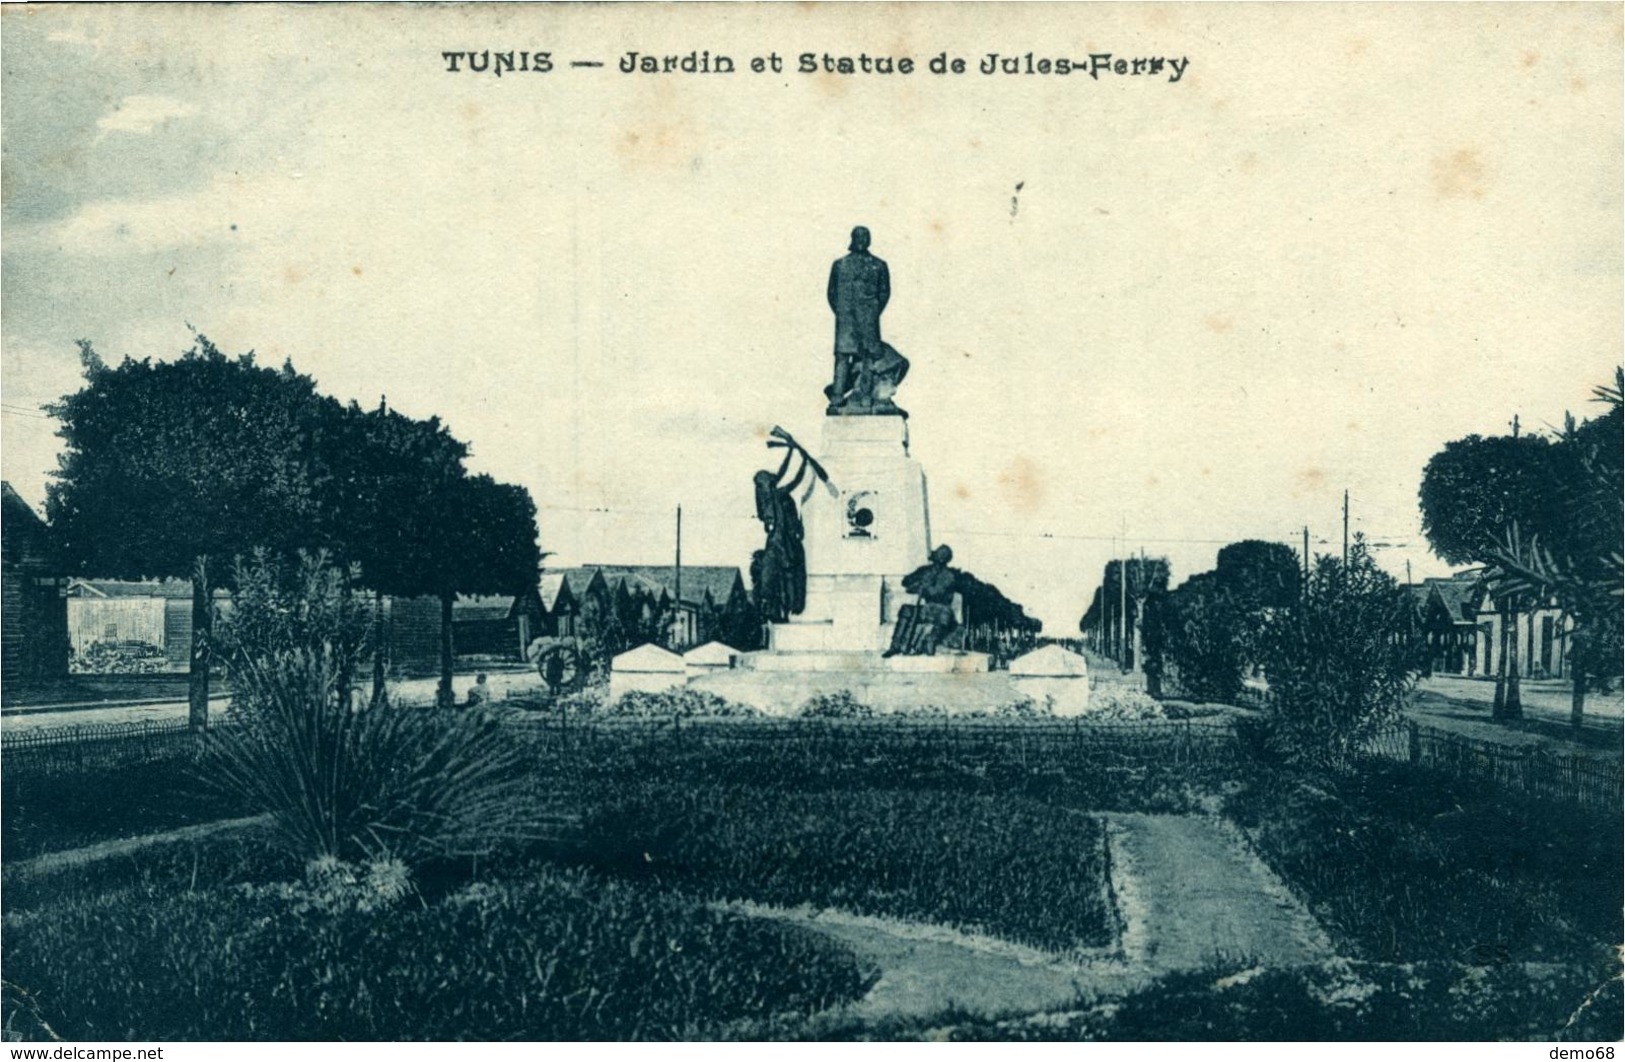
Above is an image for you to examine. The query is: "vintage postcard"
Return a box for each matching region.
[2,2,1620,1046]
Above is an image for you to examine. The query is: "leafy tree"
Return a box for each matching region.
[1484,374,1624,724]
[1148,570,1248,702]
[1419,432,1566,720]
[46,337,339,729]
[427,474,542,707]
[327,400,470,704]
[1259,536,1426,769]
[1214,540,1301,611]
[1214,540,1302,672]
[1079,557,1167,669]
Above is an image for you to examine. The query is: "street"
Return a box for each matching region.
[0,668,547,733]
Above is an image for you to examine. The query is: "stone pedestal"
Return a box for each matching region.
[1008,645,1091,716]
[609,643,686,699]
[617,413,988,713]
[769,415,934,654]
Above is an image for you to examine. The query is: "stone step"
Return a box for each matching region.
[739,649,990,674]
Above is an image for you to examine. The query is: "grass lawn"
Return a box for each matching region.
[1226,759,1623,968]
[2,758,252,861]
[2,834,877,1041]
[577,784,1115,954]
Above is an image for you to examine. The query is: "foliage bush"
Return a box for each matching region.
[1257,539,1425,769]
[608,688,762,718]
[1084,687,1165,720]
[205,551,551,865]
[799,690,875,718]
[581,785,1114,953]
[1147,573,1248,703]
[2,831,294,915]
[528,715,1233,815]
[1,864,875,1040]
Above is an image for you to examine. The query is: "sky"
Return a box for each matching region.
[3,4,1620,633]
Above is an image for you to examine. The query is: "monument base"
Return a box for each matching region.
[688,659,1015,717]
[767,414,932,654]
[740,649,990,674]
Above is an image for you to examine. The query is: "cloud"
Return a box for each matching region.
[45,28,102,52]
[96,94,197,135]
[6,171,288,257]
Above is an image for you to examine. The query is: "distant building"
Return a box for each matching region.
[515,564,757,656]
[380,594,532,676]
[1,482,69,688]
[1404,571,1483,677]
[64,578,231,671]
[1404,568,1574,680]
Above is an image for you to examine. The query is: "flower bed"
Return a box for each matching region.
[581,785,1114,954]
[3,854,876,1041]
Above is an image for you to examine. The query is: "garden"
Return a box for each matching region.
[3,555,1620,1041]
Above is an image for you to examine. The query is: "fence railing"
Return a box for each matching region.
[2,719,208,777]
[1362,720,1622,813]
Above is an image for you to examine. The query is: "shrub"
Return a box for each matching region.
[1084,687,1165,720]
[204,551,552,865]
[609,688,761,718]
[799,690,874,718]
[204,682,548,865]
[1,865,877,1040]
[1147,573,1248,702]
[1258,538,1424,770]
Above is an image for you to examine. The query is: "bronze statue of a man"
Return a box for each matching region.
[884,544,967,657]
[826,226,908,415]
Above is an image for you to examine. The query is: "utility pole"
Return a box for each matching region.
[674,505,683,647]
[1342,490,1350,566]
[1119,518,1128,671]
[1131,546,1147,676]
[1302,525,1310,579]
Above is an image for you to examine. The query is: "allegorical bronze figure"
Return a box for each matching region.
[826,226,909,415]
[751,427,831,623]
[884,544,968,656]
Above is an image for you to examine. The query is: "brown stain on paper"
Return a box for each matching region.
[1431,149,1489,200]
[995,456,1045,516]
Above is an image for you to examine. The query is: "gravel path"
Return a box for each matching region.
[1104,812,1333,974]
[743,812,1333,1023]
[6,815,272,880]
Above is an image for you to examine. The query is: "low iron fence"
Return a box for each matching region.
[1362,720,1622,813]
[2,719,207,777]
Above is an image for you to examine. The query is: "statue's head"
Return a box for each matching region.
[849,226,871,252]
[753,469,777,490]
[930,544,953,566]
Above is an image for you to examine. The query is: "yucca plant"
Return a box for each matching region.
[203,551,549,865]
